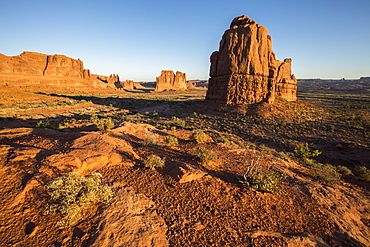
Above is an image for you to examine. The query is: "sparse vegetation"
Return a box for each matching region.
[144,154,166,169]
[194,147,217,164]
[45,172,113,227]
[94,117,115,130]
[163,135,179,147]
[294,142,322,159]
[142,133,159,146]
[191,130,210,143]
[336,165,353,175]
[245,170,286,193]
[240,152,286,193]
[353,166,370,181]
[35,120,57,129]
[312,163,341,183]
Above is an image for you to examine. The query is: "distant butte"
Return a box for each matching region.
[206,15,297,105]
[0,51,134,90]
[155,70,187,92]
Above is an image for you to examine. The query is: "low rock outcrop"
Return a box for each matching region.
[206,15,297,105]
[155,70,187,92]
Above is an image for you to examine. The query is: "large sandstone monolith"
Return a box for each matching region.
[206,15,297,104]
[155,70,187,92]
[0,51,88,78]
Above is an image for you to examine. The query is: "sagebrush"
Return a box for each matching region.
[144,154,166,169]
[45,172,113,227]
[194,147,217,164]
[163,135,179,147]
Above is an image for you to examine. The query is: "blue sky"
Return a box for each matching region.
[1,0,369,81]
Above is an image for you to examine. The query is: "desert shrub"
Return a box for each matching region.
[294,142,322,159]
[163,135,179,147]
[191,131,210,143]
[194,147,217,164]
[240,152,285,193]
[243,171,286,194]
[142,133,159,147]
[313,163,341,183]
[353,166,370,181]
[45,172,113,227]
[95,117,114,130]
[256,144,275,153]
[336,165,353,175]
[35,120,57,129]
[219,137,236,146]
[144,154,165,169]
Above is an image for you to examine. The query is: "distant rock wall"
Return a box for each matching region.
[0,51,89,78]
[206,15,297,105]
[116,80,135,89]
[155,70,187,92]
[0,52,125,89]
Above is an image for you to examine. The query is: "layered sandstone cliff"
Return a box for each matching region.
[0,51,89,78]
[0,52,124,89]
[206,15,297,104]
[155,70,187,92]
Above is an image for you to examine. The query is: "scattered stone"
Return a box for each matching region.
[206,15,297,105]
[169,163,207,183]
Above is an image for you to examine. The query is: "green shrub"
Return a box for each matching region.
[194,147,217,164]
[95,117,114,130]
[35,120,57,129]
[353,166,370,181]
[294,142,322,159]
[313,163,341,183]
[336,165,353,175]
[144,154,165,169]
[163,135,179,147]
[244,171,286,194]
[191,131,210,143]
[45,172,113,227]
[171,116,186,128]
[219,137,236,146]
[142,133,159,147]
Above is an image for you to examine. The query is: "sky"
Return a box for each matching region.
[1,0,369,81]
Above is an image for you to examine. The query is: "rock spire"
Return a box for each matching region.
[206,15,297,104]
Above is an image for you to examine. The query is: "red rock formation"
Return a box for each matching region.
[206,15,297,104]
[116,80,135,89]
[43,54,85,78]
[0,52,87,78]
[0,52,48,75]
[155,70,187,92]
[0,52,121,89]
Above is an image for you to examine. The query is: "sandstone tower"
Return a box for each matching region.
[155,70,187,92]
[206,15,297,104]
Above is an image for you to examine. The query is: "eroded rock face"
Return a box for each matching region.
[0,52,126,89]
[0,51,88,78]
[155,70,187,92]
[206,15,297,104]
[116,80,135,89]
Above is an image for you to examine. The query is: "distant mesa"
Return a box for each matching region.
[0,51,134,90]
[155,70,187,92]
[0,51,88,78]
[206,15,297,105]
